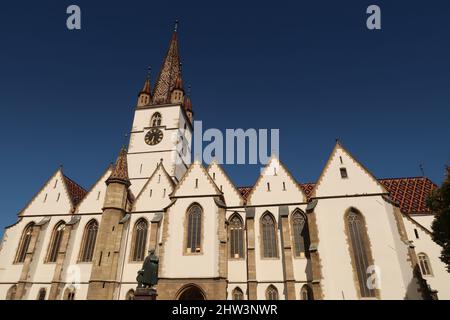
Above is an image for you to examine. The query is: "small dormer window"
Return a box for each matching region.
[56,193,61,202]
[267,182,271,191]
[340,168,348,179]
[54,180,58,189]
[282,182,286,191]
[163,189,166,197]
[339,156,343,164]
[195,179,199,188]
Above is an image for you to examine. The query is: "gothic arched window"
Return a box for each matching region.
[229,214,244,259]
[346,208,376,298]
[47,222,66,263]
[79,220,98,262]
[232,287,244,300]
[15,222,35,263]
[131,219,148,262]
[151,112,162,127]
[186,204,202,253]
[261,212,278,258]
[300,285,314,300]
[37,288,46,300]
[125,289,135,300]
[6,285,17,300]
[266,285,279,300]
[418,253,433,276]
[64,287,76,300]
[291,210,310,258]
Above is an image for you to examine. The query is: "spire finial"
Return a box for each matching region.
[187,84,191,95]
[147,66,151,79]
[419,163,425,177]
[174,19,179,32]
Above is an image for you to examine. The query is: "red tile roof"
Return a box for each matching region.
[379,177,437,214]
[63,175,87,207]
[238,177,437,215]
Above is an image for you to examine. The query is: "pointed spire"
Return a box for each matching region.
[173,63,184,91]
[184,85,193,111]
[141,66,152,94]
[152,21,182,104]
[106,146,130,186]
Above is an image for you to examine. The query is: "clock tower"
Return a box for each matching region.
[127,23,193,195]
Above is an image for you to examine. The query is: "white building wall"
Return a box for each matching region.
[402,216,450,299]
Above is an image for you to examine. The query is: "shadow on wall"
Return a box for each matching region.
[404,265,436,300]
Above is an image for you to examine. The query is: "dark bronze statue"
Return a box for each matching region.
[136,250,159,288]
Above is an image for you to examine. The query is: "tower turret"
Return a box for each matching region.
[184,85,193,123]
[137,67,152,107]
[170,65,184,104]
[87,146,132,300]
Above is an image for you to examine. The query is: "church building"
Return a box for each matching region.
[0,25,449,300]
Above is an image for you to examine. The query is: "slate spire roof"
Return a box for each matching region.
[106,146,130,186]
[152,22,182,105]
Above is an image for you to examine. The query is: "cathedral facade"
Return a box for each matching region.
[0,27,449,300]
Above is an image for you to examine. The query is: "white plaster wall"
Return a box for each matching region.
[29,217,69,283]
[226,210,247,283]
[162,197,219,279]
[314,146,385,197]
[248,158,306,205]
[253,207,284,283]
[208,163,243,207]
[61,215,102,284]
[173,162,220,197]
[128,105,191,187]
[410,215,434,231]
[24,284,51,300]
[121,213,156,283]
[21,170,73,217]
[76,169,111,214]
[0,217,38,282]
[315,197,414,300]
[133,165,174,212]
[403,216,450,299]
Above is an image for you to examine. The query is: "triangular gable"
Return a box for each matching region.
[312,141,387,198]
[247,156,306,205]
[171,160,221,198]
[207,161,244,207]
[19,167,76,216]
[76,165,113,214]
[134,162,175,211]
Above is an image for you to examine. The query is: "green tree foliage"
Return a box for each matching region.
[428,166,450,272]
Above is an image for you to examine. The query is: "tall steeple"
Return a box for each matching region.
[152,20,182,105]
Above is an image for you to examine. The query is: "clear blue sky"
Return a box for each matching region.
[0,0,449,234]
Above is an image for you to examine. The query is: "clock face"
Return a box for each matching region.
[145,128,163,146]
